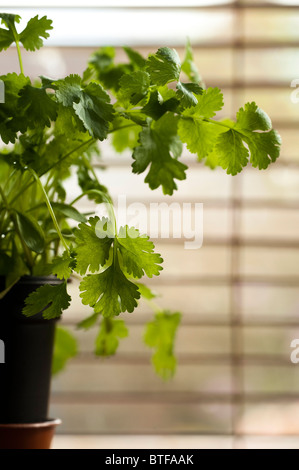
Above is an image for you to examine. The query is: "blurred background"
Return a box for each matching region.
[2,0,299,449]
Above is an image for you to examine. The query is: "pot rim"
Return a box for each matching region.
[0,419,62,428]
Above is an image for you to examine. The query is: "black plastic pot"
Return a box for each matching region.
[0,276,60,424]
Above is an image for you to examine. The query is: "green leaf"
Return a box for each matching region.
[191,87,224,118]
[118,71,150,105]
[0,73,30,143]
[141,89,179,121]
[111,118,141,152]
[136,282,157,300]
[15,211,45,254]
[0,14,20,51]
[132,113,186,195]
[23,282,71,319]
[95,318,128,356]
[243,129,281,170]
[52,326,78,375]
[181,38,202,84]
[79,263,140,317]
[19,15,53,51]
[18,85,57,129]
[144,311,181,380]
[55,75,114,140]
[74,217,113,275]
[177,87,225,160]
[146,47,181,86]
[123,46,146,69]
[233,102,281,170]
[117,225,163,279]
[235,101,272,132]
[55,74,82,106]
[176,81,203,108]
[51,202,86,223]
[77,312,99,330]
[178,118,225,161]
[50,251,75,280]
[0,25,14,51]
[215,129,249,175]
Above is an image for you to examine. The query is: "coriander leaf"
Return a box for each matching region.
[0,13,21,30]
[95,318,128,356]
[0,25,14,51]
[51,202,86,223]
[55,74,82,106]
[146,47,181,86]
[111,118,141,152]
[89,47,115,72]
[18,85,57,128]
[178,118,225,160]
[79,263,140,317]
[52,326,78,375]
[0,14,20,51]
[19,15,53,51]
[177,87,225,160]
[88,48,131,92]
[181,38,202,84]
[233,102,281,170]
[55,75,114,140]
[74,216,113,275]
[132,113,186,195]
[176,81,203,108]
[141,89,179,121]
[136,282,157,300]
[205,145,220,169]
[118,71,150,105]
[144,311,181,380]
[15,211,45,254]
[0,73,30,143]
[242,129,281,170]
[117,226,163,279]
[73,82,114,140]
[191,87,224,118]
[23,282,71,319]
[123,46,146,69]
[50,251,75,280]
[77,312,99,330]
[215,129,249,175]
[235,101,272,131]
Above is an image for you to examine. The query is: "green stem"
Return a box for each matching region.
[203,118,233,129]
[10,21,24,75]
[29,169,70,254]
[109,123,139,134]
[15,40,24,75]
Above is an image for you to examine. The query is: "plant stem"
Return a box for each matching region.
[29,169,70,254]
[109,123,138,134]
[16,40,24,75]
[203,117,233,129]
[10,21,24,75]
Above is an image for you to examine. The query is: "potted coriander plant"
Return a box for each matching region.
[0,13,281,449]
